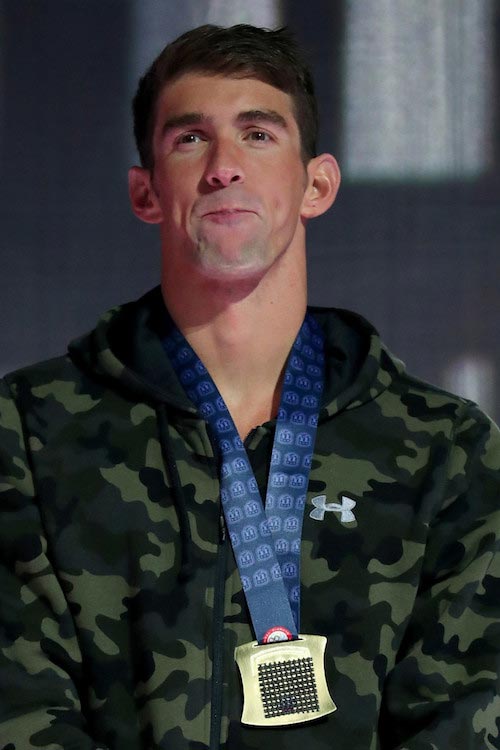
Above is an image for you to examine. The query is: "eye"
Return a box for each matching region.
[245,129,273,144]
[174,132,206,148]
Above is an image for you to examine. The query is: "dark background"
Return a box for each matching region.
[1,0,499,420]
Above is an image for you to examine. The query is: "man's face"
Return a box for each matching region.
[147,73,312,282]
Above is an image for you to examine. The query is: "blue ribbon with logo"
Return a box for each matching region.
[163,313,324,643]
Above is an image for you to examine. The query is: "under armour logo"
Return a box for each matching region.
[310,495,357,523]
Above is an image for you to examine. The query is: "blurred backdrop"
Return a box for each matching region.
[1,0,499,420]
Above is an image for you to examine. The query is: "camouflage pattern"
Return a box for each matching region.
[0,287,499,749]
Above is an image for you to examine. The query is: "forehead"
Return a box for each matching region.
[154,72,298,129]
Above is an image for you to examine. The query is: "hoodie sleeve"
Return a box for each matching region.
[379,401,500,749]
[0,379,110,750]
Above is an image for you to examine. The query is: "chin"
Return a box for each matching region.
[194,234,274,274]
[197,261,270,285]
[195,247,272,283]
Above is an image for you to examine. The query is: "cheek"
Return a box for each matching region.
[155,162,195,203]
[156,179,191,226]
[155,196,185,237]
[271,181,306,222]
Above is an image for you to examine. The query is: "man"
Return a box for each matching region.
[0,24,499,750]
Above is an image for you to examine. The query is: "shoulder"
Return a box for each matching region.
[2,352,99,410]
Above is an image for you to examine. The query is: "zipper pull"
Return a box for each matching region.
[219,512,226,543]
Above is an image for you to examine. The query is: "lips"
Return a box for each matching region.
[202,208,254,218]
[194,188,262,221]
[201,208,256,225]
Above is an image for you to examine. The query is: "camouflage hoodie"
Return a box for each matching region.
[0,287,499,750]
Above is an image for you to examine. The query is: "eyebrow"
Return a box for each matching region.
[161,109,288,137]
[161,112,206,136]
[235,109,288,129]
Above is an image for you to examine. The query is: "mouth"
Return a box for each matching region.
[203,208,254,217]
[201,208,256,224]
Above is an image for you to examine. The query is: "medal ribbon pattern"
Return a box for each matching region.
[163,313,325,643]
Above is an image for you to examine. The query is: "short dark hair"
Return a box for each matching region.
[132,24,318,170]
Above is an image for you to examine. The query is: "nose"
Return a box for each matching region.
[204,141,245,188]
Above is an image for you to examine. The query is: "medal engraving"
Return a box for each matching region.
[235,634,336,727]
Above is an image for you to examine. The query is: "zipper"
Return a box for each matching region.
[208,430,261,747]
[209,512,228,749]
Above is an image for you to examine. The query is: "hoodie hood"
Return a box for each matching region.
[68,286,404,419]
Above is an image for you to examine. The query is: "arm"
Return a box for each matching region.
[379,402,500,750]
[0,379,109,749]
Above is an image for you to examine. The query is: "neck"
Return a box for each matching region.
[162,253,307,439]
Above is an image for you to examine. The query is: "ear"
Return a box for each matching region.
[128,166,163,224]
[300,154,341,220]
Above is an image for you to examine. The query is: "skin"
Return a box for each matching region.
[129,73,340,437]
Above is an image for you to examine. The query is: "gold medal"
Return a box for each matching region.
[235,634,336,727]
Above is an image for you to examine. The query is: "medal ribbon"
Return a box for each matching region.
[162,313,324,643]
